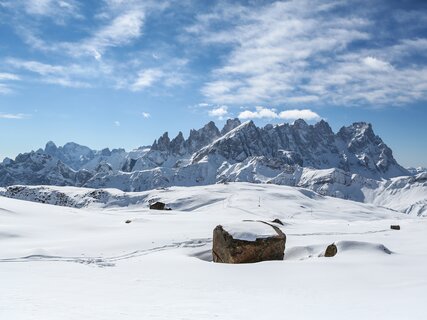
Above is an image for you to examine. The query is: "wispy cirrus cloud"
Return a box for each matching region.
[129,58,188,92]
[188,0,427,107]
[131,68,164,91]
[6,58,93,88]
[67,10,146,60]
[0,0,82,25]
[12,1,166,60]
[0,113,29,119]
[0,72,20,94]
[0,84,13,94]
[2,1,187,93]
[0,73,20,81]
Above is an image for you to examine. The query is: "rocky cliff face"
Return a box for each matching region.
[192,120,407,179]
[0,119,410,190]
[0,151,89,187]
[2,118,425,215]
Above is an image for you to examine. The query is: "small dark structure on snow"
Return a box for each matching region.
[390,225,401,230]
[324,243,338,257]
[149,201,171,210]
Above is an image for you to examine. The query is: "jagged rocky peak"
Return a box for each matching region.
[336,122,407,175]
[0,118,412,189]
[192,121,221,139]
[186,121,221,152]
[151,132,171,152]
[227,119,257,134]
[221,118,242,135]
[191,118,408,178]
[337,122,374,142]
[292,118,309,129]
[151,121,223,156]
[100,148,111,156]
[42,141,97,170]
[95,162,113,173]
[61,142,94,156]
[193,120,264,163]
[170,132,186,156]
[1,157,13,166]
[314,119,334,136]
[337,122,384,154]
[45,141,58,154]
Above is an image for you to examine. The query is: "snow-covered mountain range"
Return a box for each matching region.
[1,119,426,215]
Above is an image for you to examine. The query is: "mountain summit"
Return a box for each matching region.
[2,119,425,215]
[0,118,409,189]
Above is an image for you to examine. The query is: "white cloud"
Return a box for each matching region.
[362,56,392,71]
[79,10,145,59]
[190,0,427,107]
[7,59,64,75]
[239,107,320,121]
[197,103,210,108]
[43,77,91,88]
[0,73,20,81]
[1,0,82,24]
[11,1,156,60]
[7,59,93,88]
[0,84,13,94]
[0,73,20,94]
[0,113,28,119]
[238,106,278,119]
[279,109,320,121]
[131,68,164,91]
[208,106,228,119]
[142,112,151,118]
[128,58,187,92]
[2,2,183,94]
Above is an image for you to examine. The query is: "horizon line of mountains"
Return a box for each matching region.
[0,118,419,191]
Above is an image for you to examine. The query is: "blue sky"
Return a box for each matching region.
[0,0,426,167]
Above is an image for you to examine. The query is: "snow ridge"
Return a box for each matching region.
[1,119,425,215]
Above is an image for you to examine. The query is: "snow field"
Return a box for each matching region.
[1,183,426,319]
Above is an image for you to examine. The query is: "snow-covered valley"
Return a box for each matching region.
[1,183,426,319]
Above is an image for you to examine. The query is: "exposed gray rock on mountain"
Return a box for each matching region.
[0,119,418,210]
[193,120,407,179]
[0,151,91,187]
[0,119,425,215]
[221,118,242,135]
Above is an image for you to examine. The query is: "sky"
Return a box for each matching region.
[0,0,426,167]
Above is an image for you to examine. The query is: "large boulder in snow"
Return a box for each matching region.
[212,221,286,264]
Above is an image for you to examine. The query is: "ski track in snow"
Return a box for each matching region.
[0,226,393,267]
[1,183,426,320]
[0,238,212,268]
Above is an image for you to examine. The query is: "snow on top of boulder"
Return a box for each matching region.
[221,221,280,242]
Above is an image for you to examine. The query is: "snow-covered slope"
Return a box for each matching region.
[407,166,427,175]
[267,167,427,216]
[1,119,425,215]
[1,183,426,319]
[0,119,408,187]
[1,172,426,217]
